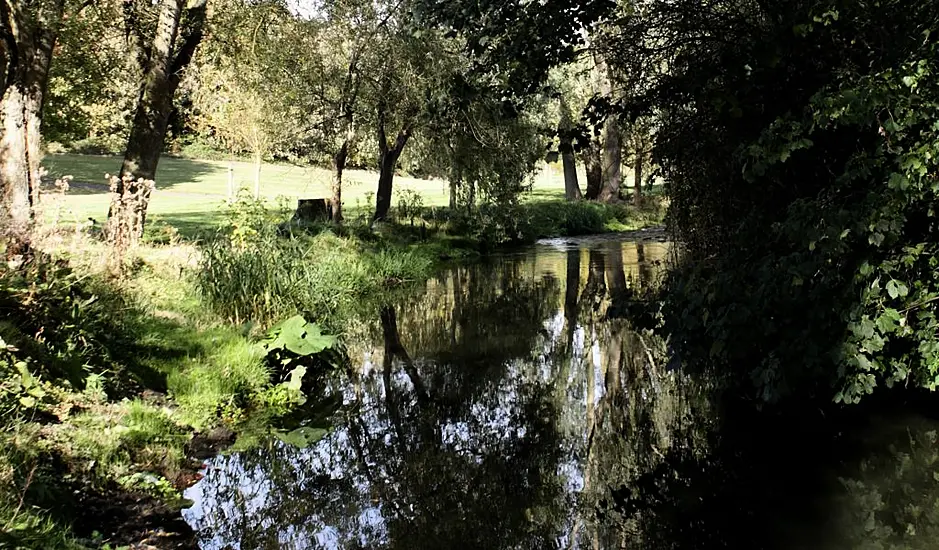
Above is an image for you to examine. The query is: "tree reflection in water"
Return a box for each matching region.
[181,239,711,549]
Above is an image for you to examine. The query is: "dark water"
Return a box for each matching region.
[183,236,939,549]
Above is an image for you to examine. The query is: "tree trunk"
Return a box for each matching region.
[583,141,602,200]
[373,127,410,221]
[0,0,62,254]
[561,139,581,201]
[594,53,621,203]
[0,87,32,253]
[331,133,351,223]
[253,151,261,199]
[633,135,643,205]
[375,148,399,222]
[599,119,622,202]
[227,160,234,202]
[559,94,582,201]
[116,0,207,237]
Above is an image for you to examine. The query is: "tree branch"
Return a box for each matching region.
[123,0,149,71]
[169,0,207,78]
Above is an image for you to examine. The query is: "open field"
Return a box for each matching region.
[40,154,587,237]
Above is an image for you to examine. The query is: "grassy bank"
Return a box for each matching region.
[0,236,318,547]
[2,163,665,546]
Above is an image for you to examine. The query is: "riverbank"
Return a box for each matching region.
[0,198,665,548]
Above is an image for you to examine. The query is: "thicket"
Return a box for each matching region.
[620,0,939,402]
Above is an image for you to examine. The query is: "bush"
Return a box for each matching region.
[67,135,125,156]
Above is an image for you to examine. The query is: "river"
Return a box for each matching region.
[181,235,939,549]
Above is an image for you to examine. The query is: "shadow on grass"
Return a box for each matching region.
[43,154,219,195]
[145,211,225,242]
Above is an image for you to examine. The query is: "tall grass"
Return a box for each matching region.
[198,223,436,330]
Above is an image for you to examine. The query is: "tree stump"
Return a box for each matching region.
[293,199,332,223]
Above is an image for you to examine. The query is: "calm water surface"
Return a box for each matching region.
[183,236,939,549]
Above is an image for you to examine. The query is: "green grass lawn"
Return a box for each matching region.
[41,154,577,238]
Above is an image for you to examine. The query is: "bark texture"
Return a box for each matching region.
[115,0,207,238]
[558,94,582,201]
[599,118,622,202]
[594,53,622,203]
[0,0,62,254]
[583,140,602,200]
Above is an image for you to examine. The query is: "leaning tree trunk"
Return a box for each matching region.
[114,0,207,241]
[373,117,411,221]
[375,146,402,221]
[0,0,62,255]
[583,140,602,200]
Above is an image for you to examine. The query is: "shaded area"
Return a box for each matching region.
[42,154,220,195]
[183,237,939,550]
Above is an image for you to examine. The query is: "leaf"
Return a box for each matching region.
[886,279,909,299]
[19,396,36,408]
[285,365,307,392]
[276,426,327,449]
[264,315,337,356]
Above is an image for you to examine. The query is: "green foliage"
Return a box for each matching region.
[448,200,637,247]
[395,188,425,225]
[834,427,939,549]
[624,0,939,402]
[262,315,337,357]
[197,197,437,329]
[0,256,145,395]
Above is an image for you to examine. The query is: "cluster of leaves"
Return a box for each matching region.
[259,314,338,448]
[644,0,939,402]
[834,426,939,548]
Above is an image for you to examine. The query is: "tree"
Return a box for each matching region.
[0,0,64,254]
[191,65,292,198]
[113,0,207,238]
[366,12,456,221]
[558,94,582,201]
[594,54,621,203]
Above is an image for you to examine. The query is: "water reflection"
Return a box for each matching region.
[183,237,939,550]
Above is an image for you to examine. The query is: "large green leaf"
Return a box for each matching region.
[263,315,336,356]
[275,426,328,449]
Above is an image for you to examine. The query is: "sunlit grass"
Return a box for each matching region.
[40,153,661,239]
